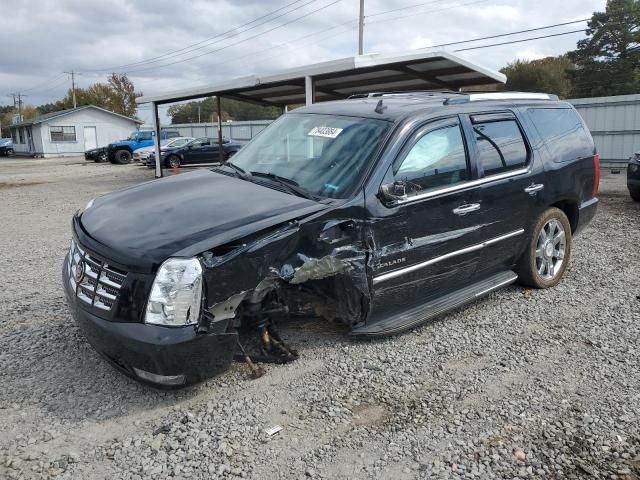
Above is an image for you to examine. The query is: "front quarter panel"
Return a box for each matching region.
[199,197,370,327]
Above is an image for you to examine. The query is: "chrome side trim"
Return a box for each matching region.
[395,167,530,205]
[373,229,525,285]
[474,273,518,297]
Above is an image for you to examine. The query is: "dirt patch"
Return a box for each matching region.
[0,181,46,189]
[352,403,387,426]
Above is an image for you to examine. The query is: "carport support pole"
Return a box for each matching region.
[151,101,163,178]
[217,96,224,163]
[305,76,315,106]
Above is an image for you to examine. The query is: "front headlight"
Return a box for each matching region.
[145,257,203,327]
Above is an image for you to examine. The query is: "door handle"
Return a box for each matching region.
[524,183,544,195]
[452,203,481,215]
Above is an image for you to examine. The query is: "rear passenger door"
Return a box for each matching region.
[463,111,546,277]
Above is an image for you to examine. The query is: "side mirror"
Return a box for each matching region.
[380,180,407,204]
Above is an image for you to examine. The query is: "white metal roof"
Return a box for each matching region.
[137,49,506,106]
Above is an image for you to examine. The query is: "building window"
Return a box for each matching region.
[50,126,76,142]
[12,129,18,144]
[18,128,24,144]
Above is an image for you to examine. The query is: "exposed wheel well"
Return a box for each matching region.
[551,200,578,233]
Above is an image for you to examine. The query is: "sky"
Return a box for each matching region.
[0,0,605,124]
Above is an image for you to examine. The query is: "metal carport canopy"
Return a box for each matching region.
[137,49,506,178]
[137,49,505,106]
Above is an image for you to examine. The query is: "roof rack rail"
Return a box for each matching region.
[444,91,558,105]
[348,90,463,99]
[468,92,559,101]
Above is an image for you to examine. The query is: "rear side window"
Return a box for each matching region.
[471,115,528,176]
[528,108,592,162]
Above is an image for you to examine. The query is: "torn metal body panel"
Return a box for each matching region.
[63,93,599,387]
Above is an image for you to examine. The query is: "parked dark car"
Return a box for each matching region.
[63,92,599,388]
[85,146,108,162]
[627,152,640,202]
[0,138,14,156]
[146,137,242,168]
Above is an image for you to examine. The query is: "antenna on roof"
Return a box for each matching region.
[374,98,387,114]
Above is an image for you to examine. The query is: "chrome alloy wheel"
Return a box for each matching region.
[535,219,566,280]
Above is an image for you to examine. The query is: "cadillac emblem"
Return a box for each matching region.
[74,261,85,283]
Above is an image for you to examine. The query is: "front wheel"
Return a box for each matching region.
[516,208,572,289]
[167,155,181,168]
[630,189,640,202]
[95,151,108,163]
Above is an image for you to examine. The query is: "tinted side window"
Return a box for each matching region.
[528,108,592,162]
[395,124,468,195]
[472,118,528,176]
[138,131,153,140]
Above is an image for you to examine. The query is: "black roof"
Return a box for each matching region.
[295,92,566,122]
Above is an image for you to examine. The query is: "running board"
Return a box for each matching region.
[351,270,518,338]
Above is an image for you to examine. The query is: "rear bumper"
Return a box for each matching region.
[63,255,237,387]
[575,197,598,235]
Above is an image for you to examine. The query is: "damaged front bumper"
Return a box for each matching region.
[62,256,237,388]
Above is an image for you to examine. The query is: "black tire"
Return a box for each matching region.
[167,155,181,168]
[114,149,132,165]
[516,207,572,289]
[95,151,108,163]
[630,189,640,202]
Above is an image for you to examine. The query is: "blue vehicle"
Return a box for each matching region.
[107,130,180,164]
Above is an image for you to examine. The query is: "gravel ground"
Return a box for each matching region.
[1,157,639,480]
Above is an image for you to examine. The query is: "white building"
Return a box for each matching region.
[10,105,143,157]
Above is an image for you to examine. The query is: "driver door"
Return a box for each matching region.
[369,117,485,320]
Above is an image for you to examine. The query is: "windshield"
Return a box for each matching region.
[127,132,138,140]
[167,137,192,148]
[229,113,389,199]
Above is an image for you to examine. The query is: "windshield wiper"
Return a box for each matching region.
[223,161,250,180]
[249,171,317,200]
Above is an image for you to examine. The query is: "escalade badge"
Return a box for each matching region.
[74,261,85,283]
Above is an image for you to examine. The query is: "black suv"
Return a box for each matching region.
[628,152,640,202]
[62,92,599,387]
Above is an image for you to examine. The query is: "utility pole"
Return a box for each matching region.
[64,70,77,108]
[358,0,364,55]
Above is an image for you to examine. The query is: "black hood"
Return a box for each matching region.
[78,170,327,270]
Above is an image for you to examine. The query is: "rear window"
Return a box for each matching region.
[528,108,593,162]
[471,115,528,176]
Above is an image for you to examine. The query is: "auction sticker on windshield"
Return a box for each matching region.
[308,126,343,139]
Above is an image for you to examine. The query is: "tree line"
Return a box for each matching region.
[502,0,639,98]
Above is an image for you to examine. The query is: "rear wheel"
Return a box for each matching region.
[114,149,132,164]
[630,189,640,202]
[516,208,572,289]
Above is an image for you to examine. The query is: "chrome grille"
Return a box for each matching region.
[67,239,127,311]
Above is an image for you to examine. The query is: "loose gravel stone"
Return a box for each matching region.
[0,159,639,479]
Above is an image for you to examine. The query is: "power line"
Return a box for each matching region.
[86,0,317,72]
[455,29,587,52]
[429,19,588,49]
[174,0,485,76]
[367,0,445,18]
[18,73,66,93]
[121,0,342,74]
